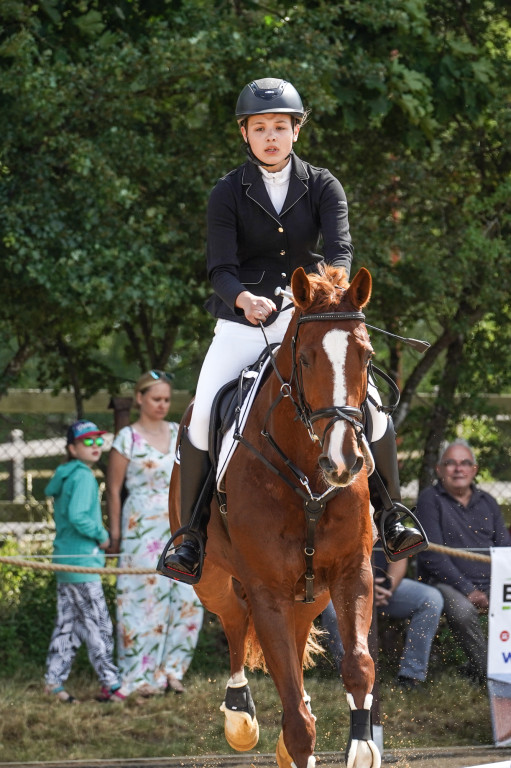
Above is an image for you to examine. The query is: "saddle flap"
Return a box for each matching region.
[208,344,280,488]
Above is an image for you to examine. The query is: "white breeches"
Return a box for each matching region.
[188,313,387,452]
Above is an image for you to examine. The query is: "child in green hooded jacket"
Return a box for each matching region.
[44,420,125,704]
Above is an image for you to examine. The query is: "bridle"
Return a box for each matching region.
[237,307,371,480]
[290,311,368,448]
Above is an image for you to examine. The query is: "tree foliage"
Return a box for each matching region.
[1,0,510,480]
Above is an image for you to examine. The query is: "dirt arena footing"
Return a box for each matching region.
[1,746,511,768]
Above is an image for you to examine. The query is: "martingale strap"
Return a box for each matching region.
[302,493,336,603]
[233,430,342,604]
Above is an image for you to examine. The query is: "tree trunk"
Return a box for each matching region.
[57,338,84,419]
[418,333,466,493]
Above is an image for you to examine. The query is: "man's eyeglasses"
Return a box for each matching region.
[82,437,105,447]
[441,459,475,468]
[150,370,174,382]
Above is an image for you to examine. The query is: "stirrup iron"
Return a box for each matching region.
[157,526,205,585]
[377,502,428,563]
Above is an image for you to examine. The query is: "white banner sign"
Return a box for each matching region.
[488,548,511,747]
[489,547,511,679]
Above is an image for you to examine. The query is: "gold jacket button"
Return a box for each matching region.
[280,250,286,256]
[278,227,284,233]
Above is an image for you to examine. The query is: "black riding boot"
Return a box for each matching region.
[369,418,427,562]
[158,428,214,581]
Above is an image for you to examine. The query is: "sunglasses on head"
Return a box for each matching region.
[149,370,174,382]
[81,437,104,447]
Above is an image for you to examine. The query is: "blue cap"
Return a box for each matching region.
[66,419,106,445]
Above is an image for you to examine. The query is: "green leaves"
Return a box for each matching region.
[0,0,510,481]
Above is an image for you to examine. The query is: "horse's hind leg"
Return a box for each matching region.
[196,569,259,752]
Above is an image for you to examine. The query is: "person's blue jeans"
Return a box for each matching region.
[321,579,444,682]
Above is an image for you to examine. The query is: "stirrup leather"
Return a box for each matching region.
[156,526,205,585]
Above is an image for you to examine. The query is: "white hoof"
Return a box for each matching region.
[346,738,381,768]
[220,702,259,751]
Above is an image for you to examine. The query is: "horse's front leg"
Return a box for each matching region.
[249,588,316,768]
[331,557,381,768]
[195,567,259,752]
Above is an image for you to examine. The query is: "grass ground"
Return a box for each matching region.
[0,665,492,763]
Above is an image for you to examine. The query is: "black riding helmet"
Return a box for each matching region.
[236,78,305,167]
[235,78,305,122]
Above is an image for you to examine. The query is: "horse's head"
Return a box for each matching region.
[290,265,374,487]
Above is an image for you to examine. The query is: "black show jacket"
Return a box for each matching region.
[204,153,354,326]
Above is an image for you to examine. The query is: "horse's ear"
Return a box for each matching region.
[346,267,372,309]
[291,267,312,309]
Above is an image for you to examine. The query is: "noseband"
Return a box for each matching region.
[290,311,367,447]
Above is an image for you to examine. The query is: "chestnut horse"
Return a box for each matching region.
[168,265,380,768]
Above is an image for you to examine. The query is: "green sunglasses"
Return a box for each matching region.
[82,437,104,447]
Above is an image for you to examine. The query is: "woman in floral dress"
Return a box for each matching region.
[107,370,203,697]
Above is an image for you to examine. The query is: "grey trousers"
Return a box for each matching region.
[434,582,487,679]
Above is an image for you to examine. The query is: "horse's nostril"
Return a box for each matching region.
[353,456,363,474]
[318,454,334,473]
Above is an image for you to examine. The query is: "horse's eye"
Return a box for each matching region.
[300,354,311,368]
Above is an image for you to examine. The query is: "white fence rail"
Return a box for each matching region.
[2,429,511,506]
[0,429,114,502]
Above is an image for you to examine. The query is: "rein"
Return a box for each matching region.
[233,308,368,603]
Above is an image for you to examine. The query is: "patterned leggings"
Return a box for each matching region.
[45,582,120,689]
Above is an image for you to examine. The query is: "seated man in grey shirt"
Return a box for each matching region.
[416,439,511,685]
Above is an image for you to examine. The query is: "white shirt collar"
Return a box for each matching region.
[259,160,293,185]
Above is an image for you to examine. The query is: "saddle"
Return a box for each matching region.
[208,344,280,492]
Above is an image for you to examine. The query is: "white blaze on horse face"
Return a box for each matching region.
[322,329,351,469]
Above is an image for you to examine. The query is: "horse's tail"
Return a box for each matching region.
[303,623,325,669]
[244,615,266,672]
[244,617,325,672]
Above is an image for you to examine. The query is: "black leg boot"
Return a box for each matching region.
[369,418,428,562]
[157,428,214,583]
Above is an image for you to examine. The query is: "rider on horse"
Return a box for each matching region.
[160,78,426,583]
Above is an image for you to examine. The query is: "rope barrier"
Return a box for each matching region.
[0,556,157,575]
[0,541,492,575]
[427,541,491,562]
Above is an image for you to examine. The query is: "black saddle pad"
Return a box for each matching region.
[208,344,279,471]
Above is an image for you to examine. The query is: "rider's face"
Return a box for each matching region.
[241,113,300,172]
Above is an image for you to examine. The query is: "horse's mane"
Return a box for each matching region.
[304,264,350,312]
